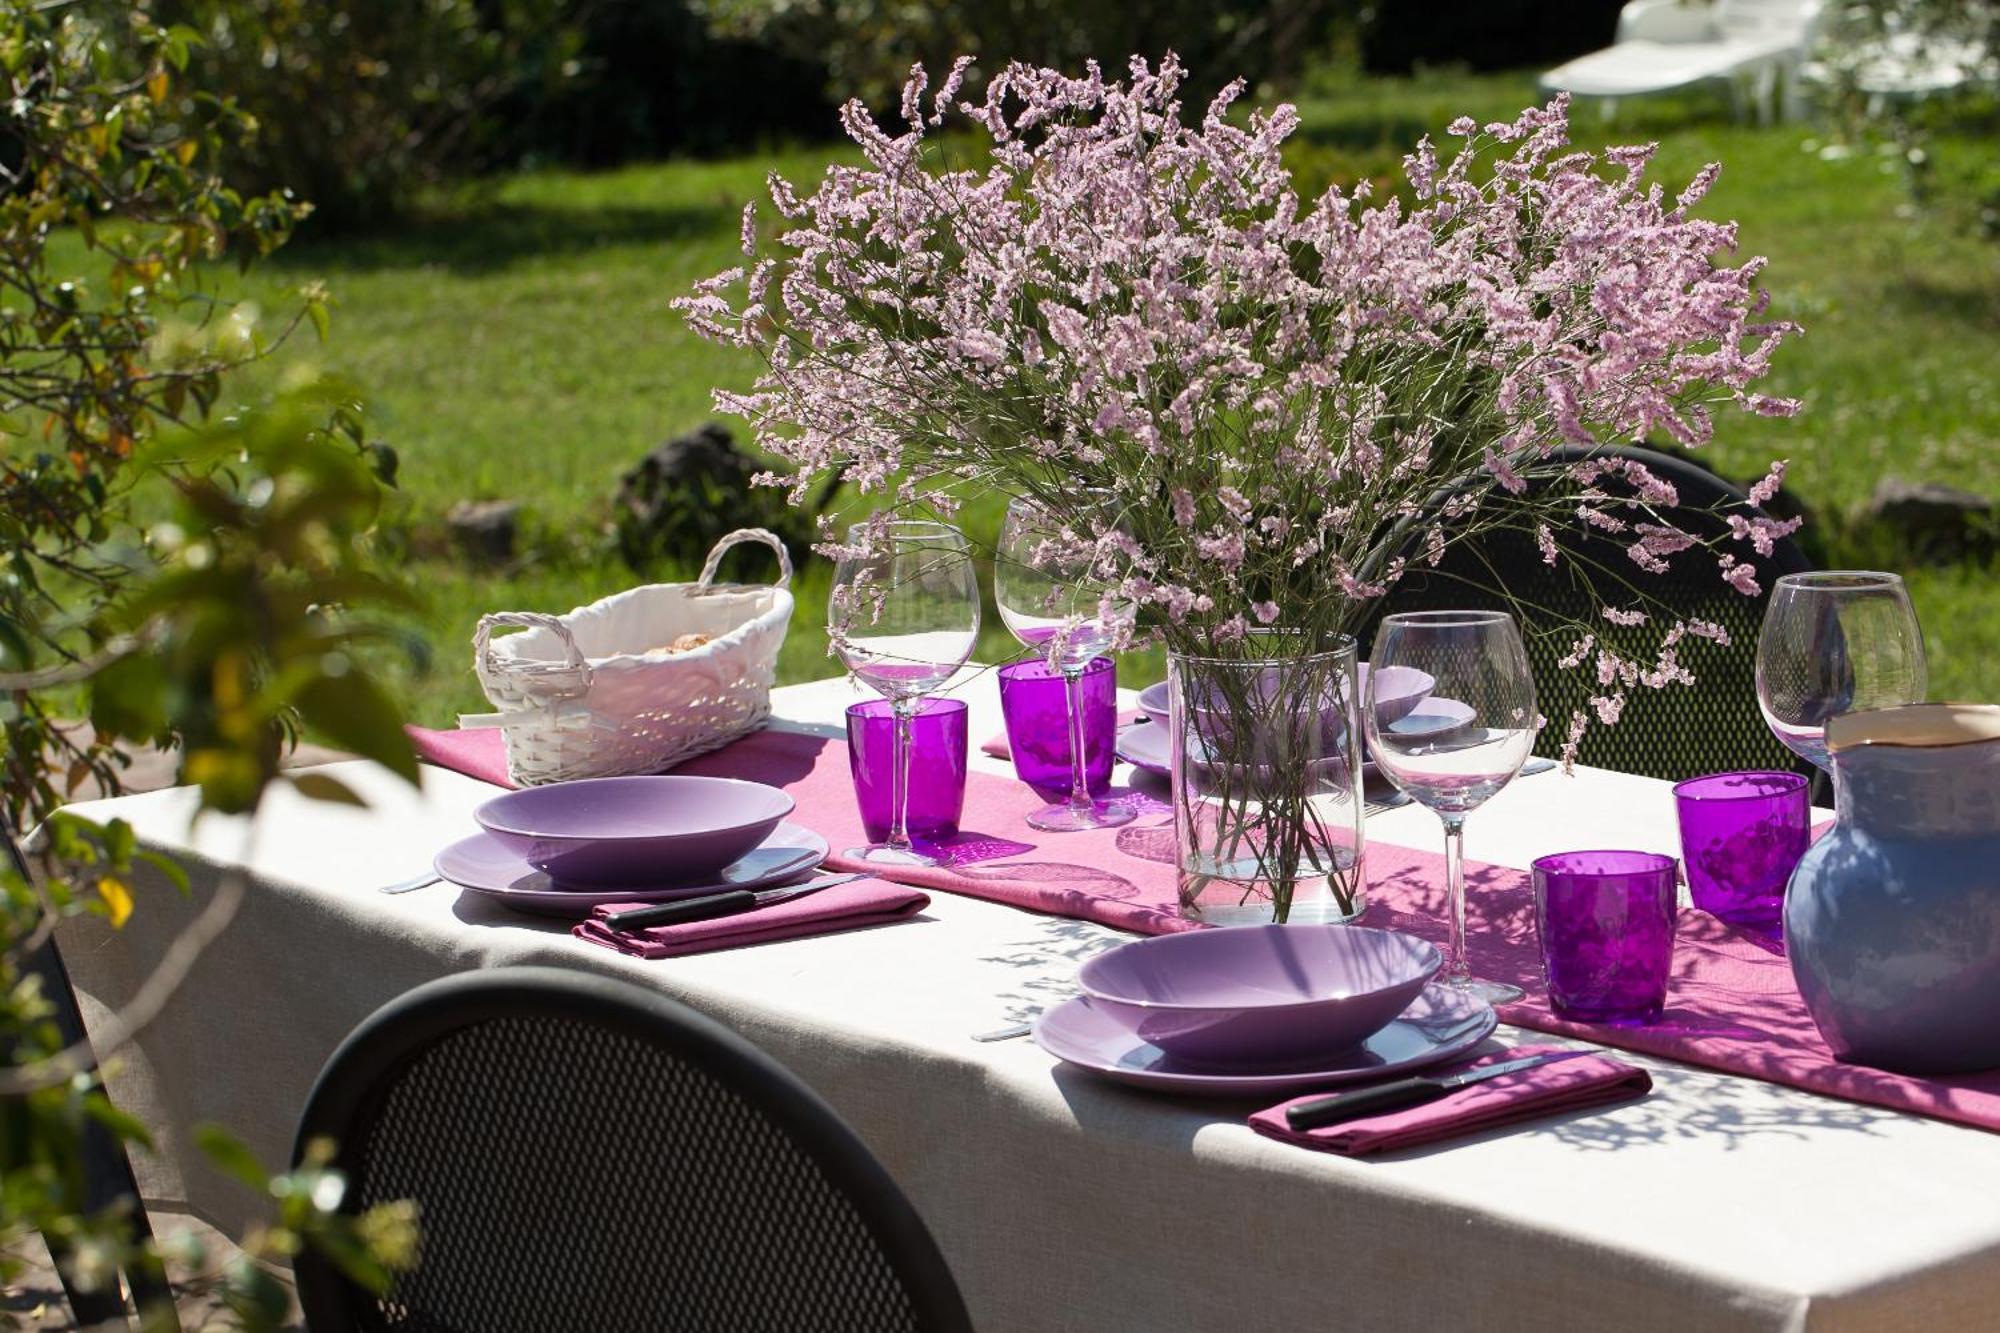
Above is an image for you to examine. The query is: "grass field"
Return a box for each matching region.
[216,70,1997,725]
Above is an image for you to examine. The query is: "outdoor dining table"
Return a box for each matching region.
[56,671,2000,1332]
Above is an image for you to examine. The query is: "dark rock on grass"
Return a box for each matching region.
[1861,477,1996,561]
[614,422,826,580]
[447,498,523,562]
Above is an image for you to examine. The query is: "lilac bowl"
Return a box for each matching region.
[1076,925,1443,1067]
[474,775,795,887]
[1138,663,1433,734]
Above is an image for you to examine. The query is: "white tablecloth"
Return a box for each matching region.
[56,675,2000,1331]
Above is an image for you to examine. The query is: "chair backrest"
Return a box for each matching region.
[1718,0,1819,40]
[1359,445,1814,783]
[292,967,971,1333]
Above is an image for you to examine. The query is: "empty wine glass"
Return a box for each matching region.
[1756,571,1927,775]
[830,520,981,865]
[1367,610,1538,1004]
[995,494,1135,832]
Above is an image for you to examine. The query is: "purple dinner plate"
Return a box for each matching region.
[1032,984,1496,1096]
[434,821,829,917]
[1116,720,1380,785]
[1115,720,1172,775]
[475,775,795,886]
[1076,925,1441,1066]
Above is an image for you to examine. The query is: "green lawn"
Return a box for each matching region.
[220,70,1996,726]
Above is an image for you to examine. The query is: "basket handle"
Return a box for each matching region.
[698,528,793,591]
[472,611,594,697]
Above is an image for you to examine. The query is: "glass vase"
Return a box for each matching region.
[1169,636,1367,926]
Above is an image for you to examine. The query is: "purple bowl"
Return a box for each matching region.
[1139,663,1433,736]
[474,775,795,887]
[1076,925,1442,1067]
[1363,663,1435,726]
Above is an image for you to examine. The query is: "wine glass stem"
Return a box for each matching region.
[1442,812,1470,987]
[1062,666,1093,813]
[888,697,916,853]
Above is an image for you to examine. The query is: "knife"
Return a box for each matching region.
[1283,1050,1593,1132]
[603,873,863,930]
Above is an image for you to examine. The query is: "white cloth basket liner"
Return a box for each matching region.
[463,528,794,785]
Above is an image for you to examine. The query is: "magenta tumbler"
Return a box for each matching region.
[997,657,1116,805]
[846,698,967,845]
[1533,850,1679,1026]
[1673,770,1810,927]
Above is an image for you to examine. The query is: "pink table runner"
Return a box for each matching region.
[408,723,2000,1133]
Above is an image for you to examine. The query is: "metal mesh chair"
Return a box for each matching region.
[291,968,971,1333]
[1361,445,1815,783]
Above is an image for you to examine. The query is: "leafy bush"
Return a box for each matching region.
[154,0,582,229]
[1,4,417,1323]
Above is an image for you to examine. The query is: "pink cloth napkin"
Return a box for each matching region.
[572,879,931,959]
[1249,1046,1653,1157]
[409,724,515,787]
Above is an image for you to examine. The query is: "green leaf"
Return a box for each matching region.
[134,850,190,898]
[294,672,418,786]
[192,1123,268,1192]
[83,1091,155,1152]
[289,772,367,807]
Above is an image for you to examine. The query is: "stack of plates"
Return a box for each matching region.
[1033,925,1496,1095]
[435,775,826,917]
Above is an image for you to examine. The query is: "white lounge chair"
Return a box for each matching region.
[1541,0,1826,123]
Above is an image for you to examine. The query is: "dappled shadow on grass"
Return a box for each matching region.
[269,199,735,276]
[1885,270,2000,333]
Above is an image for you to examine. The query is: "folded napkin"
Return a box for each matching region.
[571,879,931,959]
[407,724,515,787]
[1248,1045,1651,1158]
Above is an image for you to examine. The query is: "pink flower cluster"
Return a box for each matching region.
[679,55,1802,668]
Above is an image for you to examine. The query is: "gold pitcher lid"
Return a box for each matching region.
[1826,703,2000,751]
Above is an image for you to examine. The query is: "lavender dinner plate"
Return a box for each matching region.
[434,821,829,917]
[1077,925,1441,1066]
[1032,984,1496,1096]
[1366,696,1478,761]
[475,775,795,886]
[1117,720,1380,784]
[1115,720,1173,775]
[1137,665,1433,730]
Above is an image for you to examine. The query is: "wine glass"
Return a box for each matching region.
[1756,571,1927,775]
[1367,610,1538,1004]
[995,494,1135,832]
[830,520,981,865]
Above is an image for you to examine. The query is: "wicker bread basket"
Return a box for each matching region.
[460,529,793,785]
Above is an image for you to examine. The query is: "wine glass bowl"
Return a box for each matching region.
[996,495,1135,832]
[1367,610,1537,1004]
[830,520,980,865]
[1756,571,1927,774]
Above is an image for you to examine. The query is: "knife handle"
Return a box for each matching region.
[1285,1077,1446,1132]
[606,890,759,929]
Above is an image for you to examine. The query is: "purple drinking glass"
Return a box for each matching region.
[1533,850,1679,1026]
[997,657,1116,805]
[846,698,968,845]
[1673,770,1810,927]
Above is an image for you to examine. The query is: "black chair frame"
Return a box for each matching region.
[292,967,971,1333]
